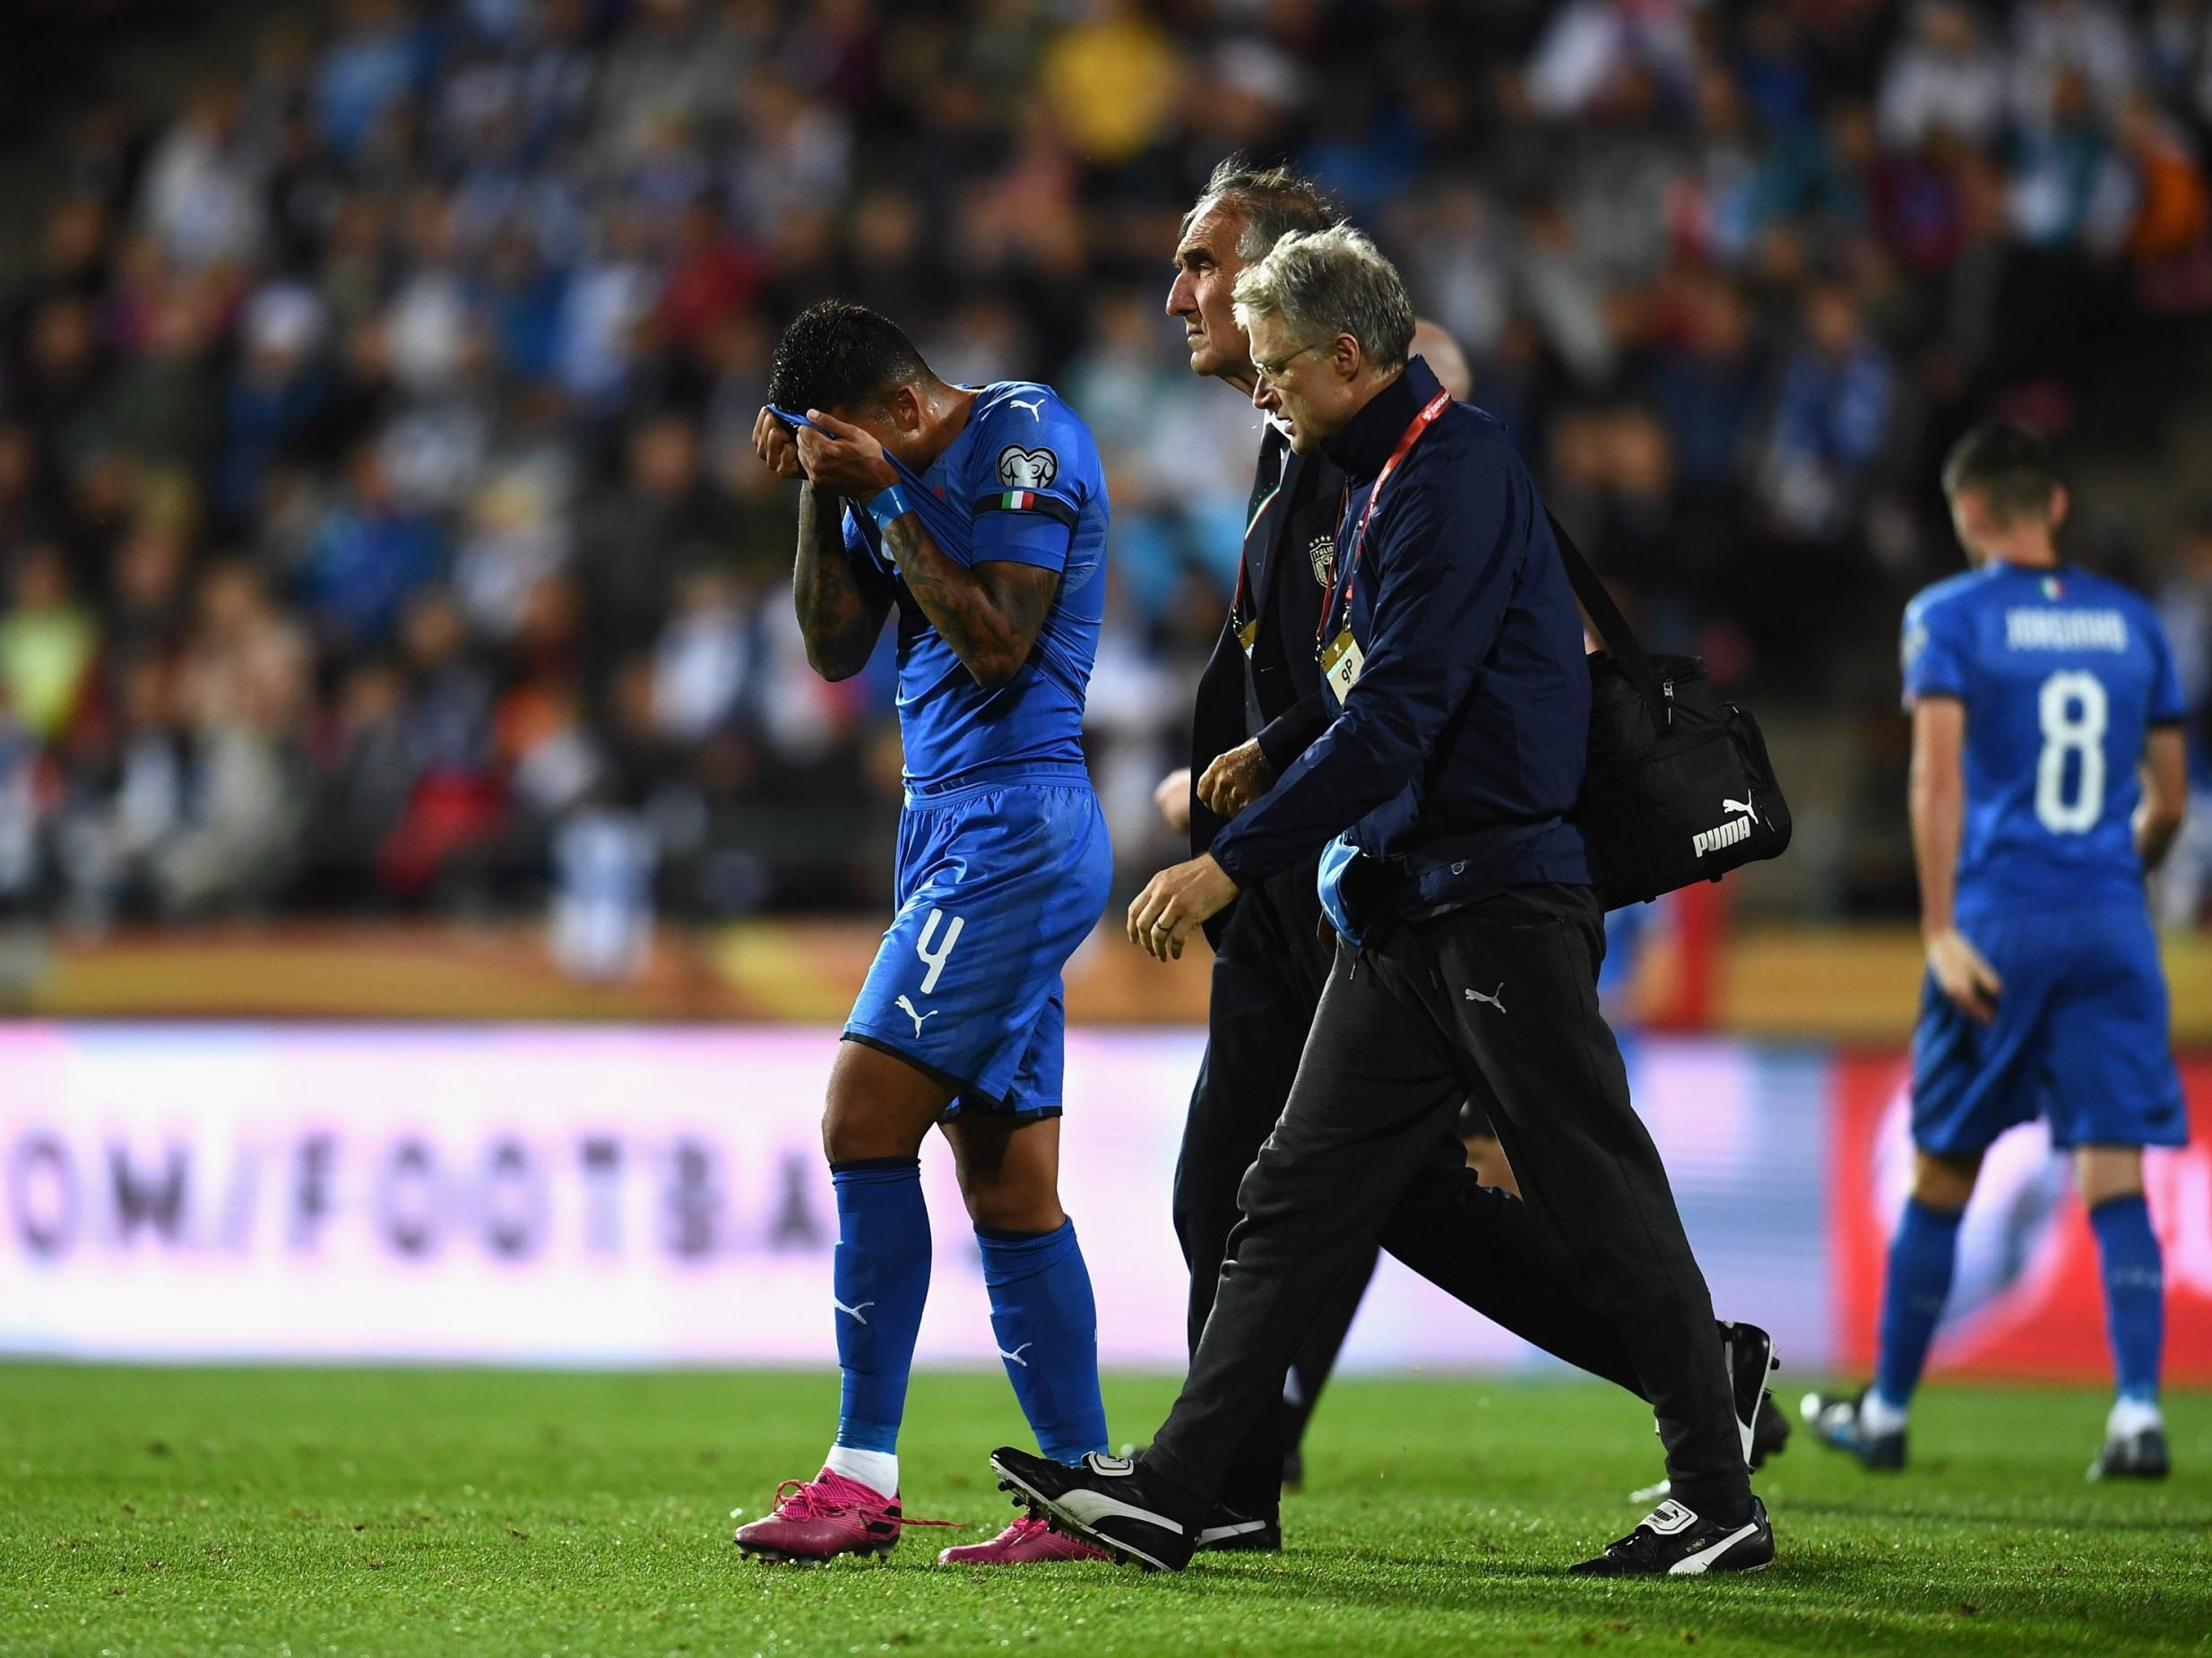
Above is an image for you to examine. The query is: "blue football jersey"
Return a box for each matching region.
[842,381,1109,790]
[1901,562,2185,906]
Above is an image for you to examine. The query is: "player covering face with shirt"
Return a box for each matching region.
[1806,420,2190,1480]
[732,300,1119,1567]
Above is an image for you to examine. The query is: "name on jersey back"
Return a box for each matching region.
[2004,609,2129,653]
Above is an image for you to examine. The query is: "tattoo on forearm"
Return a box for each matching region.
[883,517,1057,689]
[792,482,887,680]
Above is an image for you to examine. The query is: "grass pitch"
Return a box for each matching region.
[2,1364,2207,1656]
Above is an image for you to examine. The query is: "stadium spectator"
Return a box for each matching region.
[298,442,445,652]
[0,544,99,743]
[1877,2,2009,152]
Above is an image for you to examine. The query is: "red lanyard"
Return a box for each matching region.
[1318,389,1452,644]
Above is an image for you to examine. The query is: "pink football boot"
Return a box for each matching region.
[734,1468,918,1564]
[939,1512,1113,1566]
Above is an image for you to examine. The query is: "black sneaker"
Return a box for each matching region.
[2088,1427,2170,1481]
[1718,1320,1782,1469]
[1194,1501,1280,1552]
[1629,1320,1790,1503]
[1750,1389,1791,1472]
[989,1447,1198,1572]
[1801,1389,1906,1471]
[1571,1497,1774,1576]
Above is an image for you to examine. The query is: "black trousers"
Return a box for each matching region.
[1173,866,1653,1516]
[1154,884,1750,1522]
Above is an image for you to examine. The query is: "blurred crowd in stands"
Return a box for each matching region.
[3,0,2212,953]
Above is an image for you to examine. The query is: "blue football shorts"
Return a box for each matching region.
[843,763,1110,1118]
[1912,897,2187,1157]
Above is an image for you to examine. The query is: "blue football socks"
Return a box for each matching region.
[976,1218,1109,1464]
[828,1158,932,1464]
[1871,1197,1964,1415]
[2087,1194,2164,1405]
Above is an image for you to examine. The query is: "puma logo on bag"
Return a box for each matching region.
[1691,797,1760,859]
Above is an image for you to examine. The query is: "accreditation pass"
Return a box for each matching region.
[1321,627,1364,704]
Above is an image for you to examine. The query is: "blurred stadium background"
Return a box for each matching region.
[1,0,2210,1393]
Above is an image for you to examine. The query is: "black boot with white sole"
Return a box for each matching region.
[988,1446,1201,1572]
[1571,1496,1775,1576]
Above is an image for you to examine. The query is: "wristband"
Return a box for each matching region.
[865,483,913,531]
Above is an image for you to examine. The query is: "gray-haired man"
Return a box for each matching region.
[996,225,1775,1576]
[1155,164,1781,1531]
[1156,161,1656,1550]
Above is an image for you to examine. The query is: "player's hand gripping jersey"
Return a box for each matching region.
[1901,563,2188,1154]
[841,383,1113,1118]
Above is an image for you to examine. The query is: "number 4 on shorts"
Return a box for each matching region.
[916,908,964,994]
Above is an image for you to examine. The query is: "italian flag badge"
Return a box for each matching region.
[999,490,1041,511]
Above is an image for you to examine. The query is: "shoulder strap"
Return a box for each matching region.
[1546,509,1669,727]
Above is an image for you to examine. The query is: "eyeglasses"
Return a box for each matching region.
[1252,341,1326,381]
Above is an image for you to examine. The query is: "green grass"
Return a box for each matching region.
[2,1365,2208,1656]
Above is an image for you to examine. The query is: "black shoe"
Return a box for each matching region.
[1750,1389,1791,1472]
[1629,1320,1789,1503]
[1571,1497,1774,1576]
[1801,1389,1906,1472]
[989,1447,1198,1572]
[1718,1320,1781,1470]
[2088,1427,2170,1481]
[1194,1501,1280,1552]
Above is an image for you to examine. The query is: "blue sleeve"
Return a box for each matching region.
[841,501,897,578]
[1901,592,1968,708]
[2147,607,2187,725]
[1208,443,1526,887]
[966,393,1092,572]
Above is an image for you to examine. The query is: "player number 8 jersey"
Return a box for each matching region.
[1901,563,2185,907]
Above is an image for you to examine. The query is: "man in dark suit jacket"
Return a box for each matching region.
[1149,161,1673,1551]
[1157,165,1359,1524]
[1157,196,1480,1497]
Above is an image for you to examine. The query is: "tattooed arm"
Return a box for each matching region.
[798,409,1059,691]
[878,522,1059,690]
[756,406,891,683]
[792,480,893,681]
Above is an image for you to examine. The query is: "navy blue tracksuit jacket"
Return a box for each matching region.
[1207,355,1592,922]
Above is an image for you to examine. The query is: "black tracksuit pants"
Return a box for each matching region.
[1154,884,1751,1524]
[1173,866,1663,1519]
[1175,859,1376,1513]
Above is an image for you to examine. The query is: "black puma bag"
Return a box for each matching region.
[1548,514,1793,910]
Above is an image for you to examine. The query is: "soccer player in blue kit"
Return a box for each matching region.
[733,300,1118,1565]
[1806,422,2190,1480]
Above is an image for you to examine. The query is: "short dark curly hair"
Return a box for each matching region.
[1941,420,2061,524]
[767,299,933,418]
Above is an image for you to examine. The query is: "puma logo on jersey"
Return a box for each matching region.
[1007,396,1047,422]
[1464,982,1507,1014]
[894,994,938,1040]
[833,1298,875,1325]
[998,1343,1033,1368]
